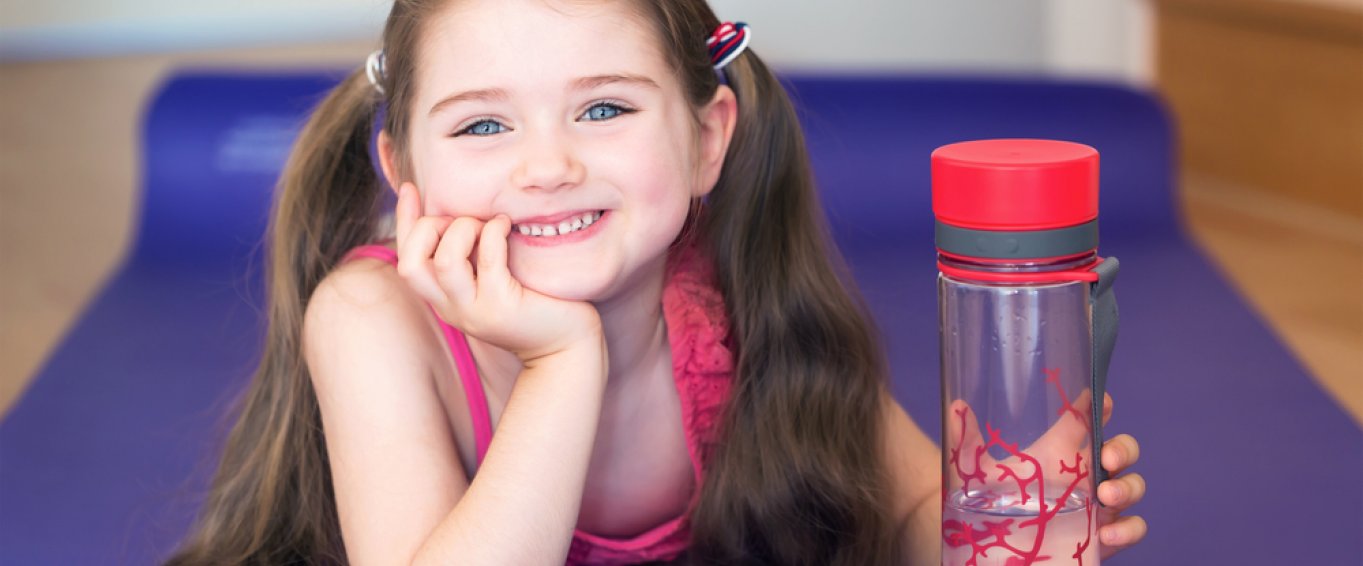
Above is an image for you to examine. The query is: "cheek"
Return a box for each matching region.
[623,152,695,223]
[414,151,504,218]
[619,131,699,202]
[629,178,694,252]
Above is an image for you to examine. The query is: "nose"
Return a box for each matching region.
[510,126,585,192]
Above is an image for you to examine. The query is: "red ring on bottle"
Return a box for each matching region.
[937,257,1102,283]
[936,249,1097,266]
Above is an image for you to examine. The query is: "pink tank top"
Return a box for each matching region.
[340,243,734,564]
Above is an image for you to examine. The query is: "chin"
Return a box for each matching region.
[511,264,616,303]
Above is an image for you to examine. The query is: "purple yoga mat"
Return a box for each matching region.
[1,72,1357,565]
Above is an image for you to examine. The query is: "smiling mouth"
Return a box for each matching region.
[513,210,604,237]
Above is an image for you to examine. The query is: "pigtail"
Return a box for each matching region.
[687,49,901,565]
[163,68,385,565]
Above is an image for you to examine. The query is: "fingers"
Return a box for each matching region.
[1098,471,1145,511]
[1023,387,1094,464]
[396,214,454,306]
[432,217,483,305]
[394,183,502,312]
[1102,434,1140,475]
[945,399,984,453]
[476,215,513,288]
[394,181,448,304]
[398,206,515,324]
[1101,392,1113,426]
[1099,514,1148,554]
[1095,429,1146,557]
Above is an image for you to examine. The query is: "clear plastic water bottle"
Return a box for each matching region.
[934,139,1119,566]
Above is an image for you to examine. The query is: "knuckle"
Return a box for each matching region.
[1112,434,1133,454]
[477,251,496,268]
[453,217,478,233]
[458,316,485,336]
[1117,435,1139,462]
[1102,440,1119,458]
[1128,473,1147,497]
[422,216,448,233]
[432,253,457,271]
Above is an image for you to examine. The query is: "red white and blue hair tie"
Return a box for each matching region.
[707,22,751,70]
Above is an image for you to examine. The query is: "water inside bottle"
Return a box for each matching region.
[943,485,1098,565]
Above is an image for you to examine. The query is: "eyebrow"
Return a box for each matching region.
[427,74,660,117]
[428,88,509,117]
[572,73,661,91]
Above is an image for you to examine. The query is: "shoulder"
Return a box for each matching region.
[300,258,474,560]
[302,256,443,385]
[305,256,425,339]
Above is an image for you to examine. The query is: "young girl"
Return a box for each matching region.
[167,0,1146,564]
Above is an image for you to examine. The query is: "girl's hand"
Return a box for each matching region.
[1096,430,1146,557]
[393,182,601,362]
[945,394,1147,557]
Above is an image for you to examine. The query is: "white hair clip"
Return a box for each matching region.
[365,50,387,95]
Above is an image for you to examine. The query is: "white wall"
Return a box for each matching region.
[0,0,1151,84]
[1043,0,1153,84]
[708,0,1047,74]
[0,0,390,59]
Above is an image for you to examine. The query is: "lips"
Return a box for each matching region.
[512,210,604,237]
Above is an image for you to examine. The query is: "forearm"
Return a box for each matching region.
[414,335,608,565]
[901,487,942,565]
[882,395,944,565]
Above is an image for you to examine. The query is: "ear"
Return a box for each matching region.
[377,130,402,195]
[694,85,738,198]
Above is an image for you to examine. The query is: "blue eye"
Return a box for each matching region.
[455,119,507,137]
[580,102,634,122]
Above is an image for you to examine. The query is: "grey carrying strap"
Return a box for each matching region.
[1090,257,1120,498]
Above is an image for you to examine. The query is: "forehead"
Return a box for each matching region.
[416,0,671,99]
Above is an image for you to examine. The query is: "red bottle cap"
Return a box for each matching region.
[932,139,1099,231]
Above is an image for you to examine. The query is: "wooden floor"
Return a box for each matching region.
[1,49,1360,425]
[0,44,372,416]
[1179,175,1362,423]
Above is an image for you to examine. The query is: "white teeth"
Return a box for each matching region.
[515,211,604,237]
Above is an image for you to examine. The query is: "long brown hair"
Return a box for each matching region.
[166,1,897,564]
[649,4,900,564]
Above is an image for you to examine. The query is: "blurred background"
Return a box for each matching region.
[1,0,1359,422]
[1,1,1361,564]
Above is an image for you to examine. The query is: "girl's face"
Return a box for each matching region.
[390,0,734,302]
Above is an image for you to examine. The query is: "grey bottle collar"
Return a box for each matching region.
[935,220,1099,260]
